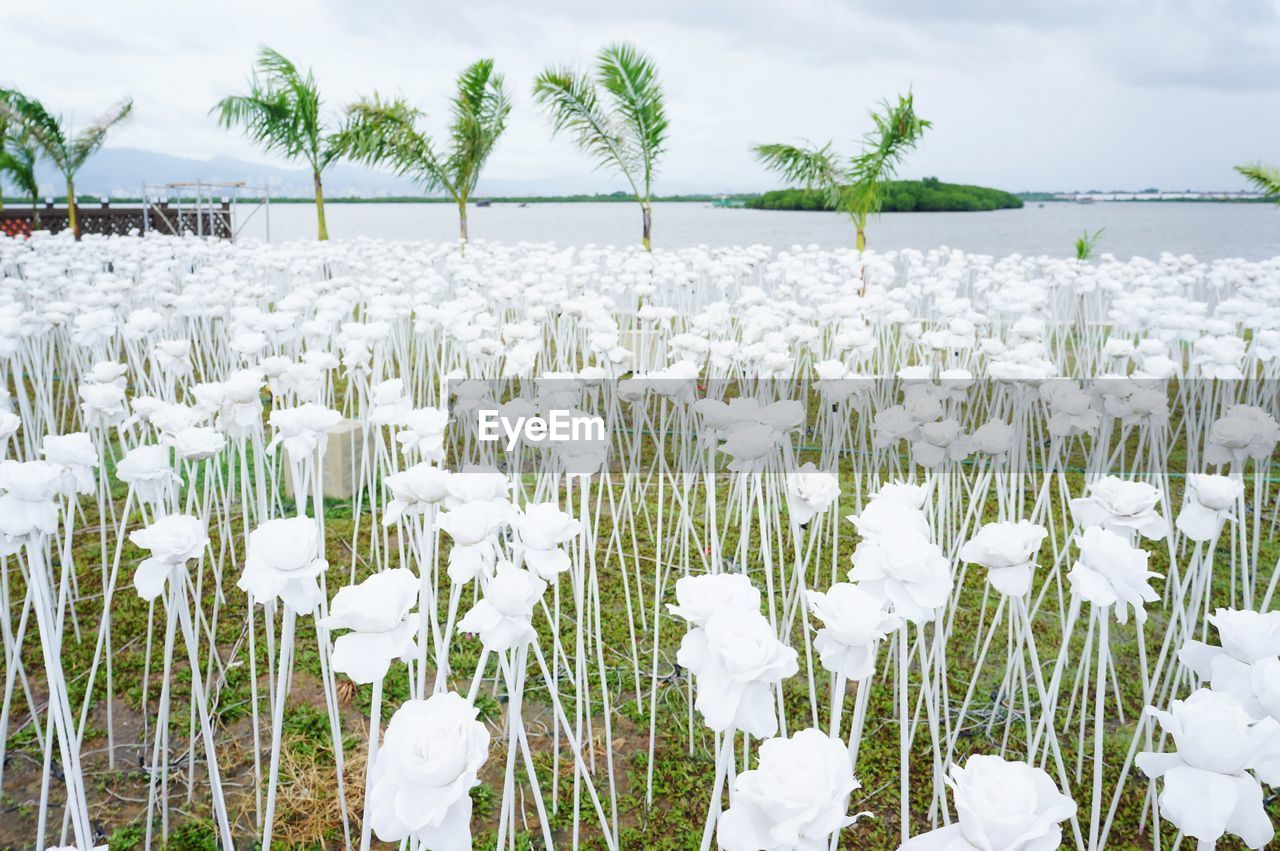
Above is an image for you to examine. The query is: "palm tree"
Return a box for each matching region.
[1236,162,1280,199]
[533,43,668,250]
[0,88,132,237]
[336,59,512,243]
[214,47,341,240]
[753,92,929,251]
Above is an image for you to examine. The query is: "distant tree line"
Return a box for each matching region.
[745,177,1023,213]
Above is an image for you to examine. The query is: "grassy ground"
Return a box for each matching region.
[2,449,1278,849]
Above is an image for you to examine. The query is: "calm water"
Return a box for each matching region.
[233,201,1280,261]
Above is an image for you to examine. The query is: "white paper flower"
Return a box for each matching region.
[1066,526,1160,624]
[676,607,798,737]
[848,530,952,624]
[0,460,63,540]
[512,502,581,579]
[1137,689,1280,849]
[1069,476,1168,540]
[958,521,1048,597]
[322,568,419,683]
[1180,609,1280,719]
[42,432,98,495]
[806,583,901,680]
[668,573,762,628]
[115,444,180,504]
[383,463,451,526]
[438,499,513,583]
[1176,473,1243,542]
[366,692,490,849]
[718,727,862,851]
[266,403,342,458]
[396,407,450,461]
[899,755,1076,851]
[786,463,841,525]
[127,514,208,601]
[457,561,546,651]
[236,516,328,612]
[165,426,227,461]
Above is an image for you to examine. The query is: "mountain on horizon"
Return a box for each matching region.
[30,147,739,199]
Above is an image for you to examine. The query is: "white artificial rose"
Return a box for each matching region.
[1176,474,1244,542]
[718,727,862,851]
[786,463,841,526]
[848,530,952,624]
[1069,476,1169,540]
[267,402,343,458]
[42,432,98,495]
[366,692,490,849]
[322,568,419,683]
[1180,609,1280,718]
[969,420,1014,456]
[513,502,581,579]
[958,520,1048,597]
[128,515,208,601]
[383,463,451,526]
[236,516,328,612]
[806,583,901,680]
[0,460,63,540]
[899,754,1077,851]
[395,406,450,461]
[1066,527,1160,624]
[457,561,546,651]
[667,573,762,628]
[165,426,227,461]
[115,444,179,504]
[1137,689,1280,849]
[676,607,798,737]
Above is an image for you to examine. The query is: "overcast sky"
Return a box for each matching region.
[4,0,1279,192]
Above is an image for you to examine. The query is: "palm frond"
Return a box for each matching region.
[533,67,639,192]
[336,95,451,195]
[847,91,930,217]
[69,98,132,170]
[448,59,512,196]
[0,140,39,199]
[214,46,333,172]
[1236,162,1280,199]
[0,89,69,171]
[752,142,843,197]
[596,43,667,195]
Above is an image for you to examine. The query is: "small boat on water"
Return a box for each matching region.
[476,199,492,207]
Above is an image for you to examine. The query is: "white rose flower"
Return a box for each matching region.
[164,426,227,461]
[128,514,208,601]
[366,692,489,849]
[1137,689,1280,849]
[512,502,581,579]
[42,432,98,495]
[444,464,509,505]
[899,755,1076,851]
[78,381,128,425]
[806,583,901,680]
[1176,473,1244,542]
[848,530,952,624]
[1180,609,1280,719]
[115,444,179,504]
[395,407,450,461]
[969,420,1014,456]
[718,727,863,851]
[383,463,451,526]
[676,607,798,737]
[438,499,513,583]
[668,573,762,628]
[958,521,1048,597]
[0,460,64,540]
[1069,476,1168,540]
[322,568,419,683]
[786,463,841,526]
[236,516,328,612]
[1067,527,1160,624]
[457,561,546,651]
[266,403,342,458]
[369,378,412,426]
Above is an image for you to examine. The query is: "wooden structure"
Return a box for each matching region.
[0,199,232,239]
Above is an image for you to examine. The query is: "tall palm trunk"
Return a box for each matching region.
[31,195,40,229]
[66,177,79,239]
[641,203,652,251]
[458,199,469,243]
[313,170,329,241]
